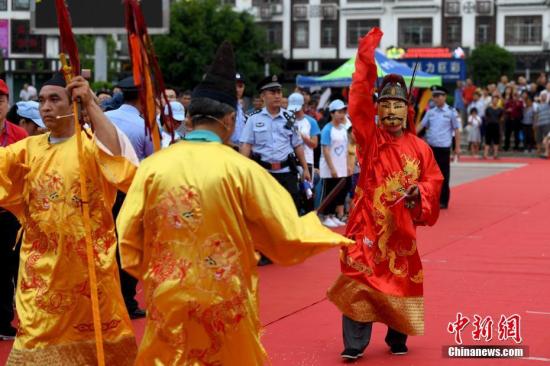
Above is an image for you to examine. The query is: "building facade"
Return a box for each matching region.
[0,0,63,101]
[234,0,550,79]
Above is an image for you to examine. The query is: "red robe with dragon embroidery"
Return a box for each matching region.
[328,27,443,335]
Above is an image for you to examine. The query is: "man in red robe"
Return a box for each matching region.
[327,27,444,361]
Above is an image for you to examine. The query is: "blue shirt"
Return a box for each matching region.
[230,103,246,145]
[421,104,460,148]
[453,88,465,111]
[105,104,154,160]
[240,107,303,173]
[305,114,321,136]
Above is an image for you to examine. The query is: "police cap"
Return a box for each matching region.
[257,74,282,92]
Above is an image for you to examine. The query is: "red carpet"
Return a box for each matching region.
[2,158,550,365]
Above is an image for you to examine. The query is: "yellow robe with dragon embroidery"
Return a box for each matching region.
[0,132,138,365]
[116,138,354,366]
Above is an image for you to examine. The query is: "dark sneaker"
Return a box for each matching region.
[0,325,16,341]
[390,344,408,355]
[341,348,364,360]
[128,308,146,319]
[257,255,273,266]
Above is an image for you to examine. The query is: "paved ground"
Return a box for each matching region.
[450,161,525,187]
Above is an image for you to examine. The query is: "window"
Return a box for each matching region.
[347,19,379,48]
[0,0,7,11]
[293,21,309,48]
[444,17,462,47]
[11,19,44,54]
[505,16,542,46]
[259,21,283,49]
[398,18,432,47]
[475,16,494,46]
[321,20,337,48]
[253,0,281,5]
[12,0,29,10]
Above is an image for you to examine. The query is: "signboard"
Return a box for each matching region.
[0,19,8,57]
[31,0,169,35]
[400,58,466,82]
[11,19,44,54]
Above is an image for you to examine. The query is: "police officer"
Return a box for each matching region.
[229,72,247,149]
[418,86,461,209]
[240,75,311,209]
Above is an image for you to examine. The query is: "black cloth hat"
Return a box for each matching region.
[192,41,237,108]
[42,72,67,88]
[116,76,139,92]
[430,85,448,96]
[236,72,244,83]
[257,75,282,92]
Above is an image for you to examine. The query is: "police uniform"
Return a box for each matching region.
[420,86,460,208]
[230,72,247,147]
[240,75,303,210]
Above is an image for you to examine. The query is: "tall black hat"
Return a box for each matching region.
[42,72,67,88]
[192,41,237,108]
[116,76,139,92]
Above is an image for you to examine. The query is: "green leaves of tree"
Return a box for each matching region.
[153,0,277,93]
[467,44,515,86]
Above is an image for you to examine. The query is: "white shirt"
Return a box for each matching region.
[320,122,348,178]
[296,117,313,165]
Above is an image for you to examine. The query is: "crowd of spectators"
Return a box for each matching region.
[454,73,550,159]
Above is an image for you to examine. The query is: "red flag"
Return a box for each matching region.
[55,0,80,76]
[124,0,173,151]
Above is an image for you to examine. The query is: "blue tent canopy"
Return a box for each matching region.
[296,49,442,88]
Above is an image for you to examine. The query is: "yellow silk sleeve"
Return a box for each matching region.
[116,164,149,279]
[243,166,354,265]
[85,134,138,194]
[0,140,29,218]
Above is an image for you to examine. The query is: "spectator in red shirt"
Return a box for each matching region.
[0,78,27,340]
[462,78,477,107]
[504,91,524,151]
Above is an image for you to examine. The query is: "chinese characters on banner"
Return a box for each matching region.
[448,313,522,345]
[401,59,466,82]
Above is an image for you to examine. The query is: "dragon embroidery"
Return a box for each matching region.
[372,154,421,278]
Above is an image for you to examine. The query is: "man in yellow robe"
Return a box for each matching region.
[0,73,138,365]
[116,41,354,366]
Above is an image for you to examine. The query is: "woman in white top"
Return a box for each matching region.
[467,107,482,156]
[320,99,351,227]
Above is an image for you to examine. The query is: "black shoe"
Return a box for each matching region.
[390,344,408,355]
[257,255,273,266]
[128,308,146,319]
[440,203,448,209]
[0,325,16,340]
[341,348,364,360]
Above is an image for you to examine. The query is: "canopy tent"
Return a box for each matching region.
[296,49,442,88]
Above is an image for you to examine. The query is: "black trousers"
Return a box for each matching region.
[342,315,407,351]
[271,171,300,214]
[504,118,521,151]
[321,177,351,215]
[521,123,536,151]
[430,146,451,207]
[299,164,315,214]
[0,210,20,328]
[112,191,139,312]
